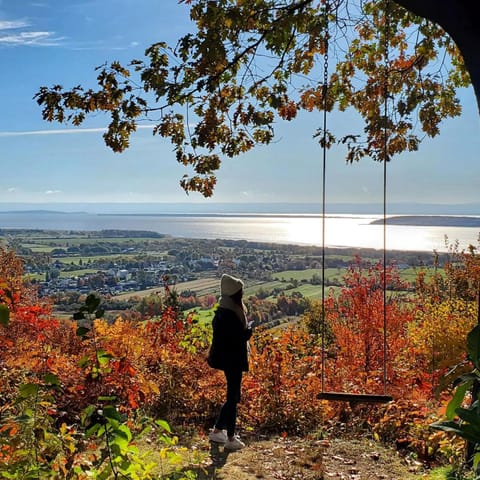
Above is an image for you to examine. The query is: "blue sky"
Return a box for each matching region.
[0,0,479,209]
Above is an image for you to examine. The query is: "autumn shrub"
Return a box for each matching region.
[0,374,79,479]
[0,249,64,406]
[0,374,185,479]
[323,258,418,397]
[0,285,201,478]
[371,399,465,466]
[441,243,480,302]
[410,245,480,384]
[301,298,334,339]
[246,295,279,326]
[409,298,477,380]
[241,327,329,434]
[200,294,217,309]
[135,292,164,318]
[0,249,200,478]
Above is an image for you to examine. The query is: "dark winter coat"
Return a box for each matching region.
[207,306,252,372]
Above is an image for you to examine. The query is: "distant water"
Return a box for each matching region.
[0,210,479,252]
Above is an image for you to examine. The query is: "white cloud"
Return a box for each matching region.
[0,31,64,46]
[45,190,62,195]
[0,127,107,137]
[0,20,31,30]
[0,16,62,46]
[7,187,16,192]
[0,125,154,137]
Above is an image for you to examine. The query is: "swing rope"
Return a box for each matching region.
[320,0,329,398]
[382,0,390,397]
[319,0,392,404]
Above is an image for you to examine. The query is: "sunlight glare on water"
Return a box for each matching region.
[280,215,387,249]
[269,215,480,251]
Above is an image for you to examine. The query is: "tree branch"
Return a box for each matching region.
[393,0,480,113]
[145,0,317,113]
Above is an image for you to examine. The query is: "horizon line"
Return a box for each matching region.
[0,200,478,205]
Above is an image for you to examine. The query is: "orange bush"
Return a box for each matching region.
[323,257,418,398]
[241,327,329,433]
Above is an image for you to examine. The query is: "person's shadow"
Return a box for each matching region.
[209,440,232,469]
[164,440,233,479]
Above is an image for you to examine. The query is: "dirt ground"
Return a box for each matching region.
[185,434,426,480]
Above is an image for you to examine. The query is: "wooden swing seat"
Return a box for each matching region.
[317,391,393,404]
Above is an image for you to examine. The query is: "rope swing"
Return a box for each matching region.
[318,0,393,404]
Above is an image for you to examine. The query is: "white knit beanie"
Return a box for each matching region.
[220,273,244,296]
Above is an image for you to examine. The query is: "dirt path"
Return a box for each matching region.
[187,435,424,479]
[321,438,422,480]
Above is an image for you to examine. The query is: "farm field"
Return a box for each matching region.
[243,280,285,296]
[273,267,343,284]
[114,276,340,311]
[115,277,327,302]
[114,277,301,301]
[184,306,216,324]
[274,266,439,285]
[27,268,100,280]
[66,266,427,303]
[286,283,327,300]
[113,277,220,301]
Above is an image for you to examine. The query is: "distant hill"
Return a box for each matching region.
[0,210,86,215]
[370,215,480,227]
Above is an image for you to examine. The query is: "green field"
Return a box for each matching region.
[18,236,164,246]
[273,268,343,283]
[26,268,99,281]
[243,280,285,296]
[59,254,138,265]
[184,306,216,325]
[398,266,441,283]
[274,265,440,286]
[286,283,326,300]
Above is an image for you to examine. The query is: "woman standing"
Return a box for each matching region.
[207,273,253,450]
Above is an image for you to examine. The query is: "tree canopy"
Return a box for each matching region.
[35,0,473,197]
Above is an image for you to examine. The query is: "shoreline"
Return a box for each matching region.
[0,227,444,257]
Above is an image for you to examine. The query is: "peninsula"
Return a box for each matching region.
[371,215,480,227]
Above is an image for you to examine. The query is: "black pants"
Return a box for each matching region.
[214,369,242,438]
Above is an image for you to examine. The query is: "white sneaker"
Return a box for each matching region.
[208,429,227,443]
[224,435,245,450]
